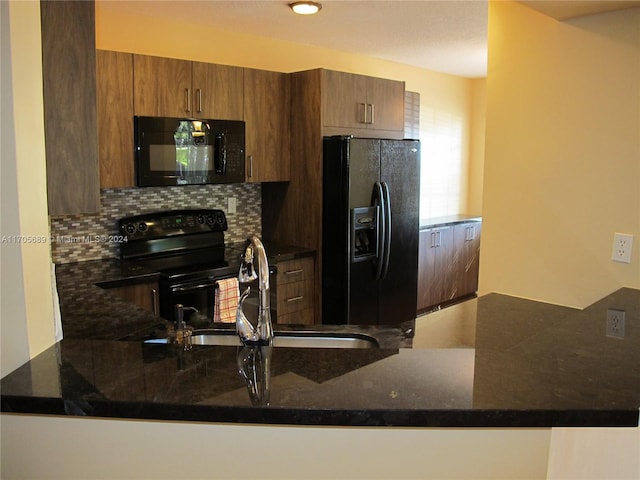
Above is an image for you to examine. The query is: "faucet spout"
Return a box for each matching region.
[236,236,273,346]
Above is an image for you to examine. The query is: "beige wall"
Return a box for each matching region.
[0,0,56,377]
[468,78,487,215]
[480,1,640,308]
[1,415,552,479]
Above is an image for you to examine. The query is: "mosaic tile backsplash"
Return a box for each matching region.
[50,184,262,264]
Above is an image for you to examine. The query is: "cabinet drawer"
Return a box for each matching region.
[276,257,314,286]
[276,280,313,316]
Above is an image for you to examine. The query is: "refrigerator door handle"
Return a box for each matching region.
[372,182,386,281]
[380,181,392,280]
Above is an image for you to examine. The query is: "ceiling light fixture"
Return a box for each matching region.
[289,1,322,15]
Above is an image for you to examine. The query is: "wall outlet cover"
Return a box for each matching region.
[611,233,633,264]
[606,308,625,339]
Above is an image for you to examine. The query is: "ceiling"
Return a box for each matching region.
[97,0,640,79]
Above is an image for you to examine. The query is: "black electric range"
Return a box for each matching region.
[118,209,245,325]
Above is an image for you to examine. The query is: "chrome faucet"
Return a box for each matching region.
[236,235,273,346]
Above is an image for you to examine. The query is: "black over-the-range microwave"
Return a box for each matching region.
[135,116,245,187]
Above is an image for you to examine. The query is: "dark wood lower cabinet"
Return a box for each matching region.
[453,222,482,301]
[108,281,160,316]
[417,221,481,313]
[273,257,315,325]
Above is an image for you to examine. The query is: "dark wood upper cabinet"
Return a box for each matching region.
[133,55,192,117]
[322,69,405,139]
[243,68,291,182]
[40,0,100,215]
[192,62,244,120]
[133,54,243,120]
[97,50,134,188]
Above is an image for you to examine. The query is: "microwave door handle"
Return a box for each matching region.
[214,132,227,175]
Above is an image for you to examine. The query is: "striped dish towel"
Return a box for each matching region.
[214,278,239,323]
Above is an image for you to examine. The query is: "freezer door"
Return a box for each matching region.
[347,138,382,325]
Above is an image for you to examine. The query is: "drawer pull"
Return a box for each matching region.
[286,296,304,303]
[284,269,304,275]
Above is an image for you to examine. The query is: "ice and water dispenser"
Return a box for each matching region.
[351,206,379,262]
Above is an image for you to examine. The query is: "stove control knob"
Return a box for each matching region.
[206,214,215,225]
[124,223,136,234]
[196,214,205,224]
[215,211,226,227]
[137,222,148,233]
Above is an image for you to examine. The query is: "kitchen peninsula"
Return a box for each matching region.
[2,281,638,428]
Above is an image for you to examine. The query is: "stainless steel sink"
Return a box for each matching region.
[145,329,379,349]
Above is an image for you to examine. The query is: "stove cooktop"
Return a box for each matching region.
[117,209,246,280]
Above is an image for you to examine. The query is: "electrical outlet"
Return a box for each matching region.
[227,197,237,215]
[611,233,633,264]
[606,309,625,339]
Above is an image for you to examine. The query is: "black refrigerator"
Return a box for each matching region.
[322,136,420,325]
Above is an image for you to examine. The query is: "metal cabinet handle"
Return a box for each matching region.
[185,88,191,113]
[284,269,304,275]
[466,225,476,241]
[196,88,202,113]
[368,103,375,124]
[151,288,159,316]
[247,155,253,178]
[431,230,443,247]
[286,296,304,303]
[359,103,367,124]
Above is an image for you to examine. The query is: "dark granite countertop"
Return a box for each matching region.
[2,281,638,427]
[420,214,482,229]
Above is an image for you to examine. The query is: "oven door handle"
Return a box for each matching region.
[171,282,217,293]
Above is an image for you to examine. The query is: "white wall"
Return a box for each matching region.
[480,2,640,308]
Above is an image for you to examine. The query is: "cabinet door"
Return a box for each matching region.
[417,227,455,310]
[243,68,290,182]
[41,0,100,215]
[192,62,243,120]
[322,69,368,129]
[368,76,405,133]
[97,50,134,188]
[454,222,482,299]
[417,230,436,311]
[133,55,192,117]
[108,281,160,316]
[322,70,404,139]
